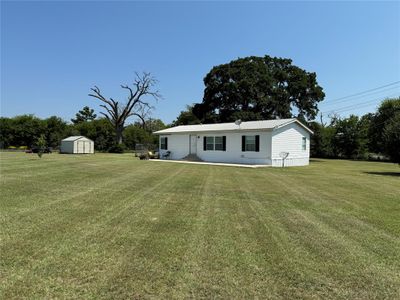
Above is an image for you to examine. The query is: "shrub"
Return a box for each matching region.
[108,144,125,153]
[36,135,47,158]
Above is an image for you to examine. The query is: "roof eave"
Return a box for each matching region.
[153,128,275,135]
[273,119,314,134]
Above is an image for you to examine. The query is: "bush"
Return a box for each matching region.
[108,144,126,153]
[35,134,47,158]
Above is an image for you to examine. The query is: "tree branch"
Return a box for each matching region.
[90,72,161,144]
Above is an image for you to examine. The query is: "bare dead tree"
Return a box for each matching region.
[89,72,161,144]
[133,102,154,129]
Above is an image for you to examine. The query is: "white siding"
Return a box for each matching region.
[73,140,78,153]
[77,141,84,154]
[197,131,272,164]
[159,134,189,160]
[159,131,271,164]
[271,123,310,167]
[60,141,74,153]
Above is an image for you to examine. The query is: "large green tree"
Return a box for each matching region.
[0,115,68,149]
[368,97,400,153]
[71,106,97,124]
[124,118,166,150]
[7,115,45,148]
[71,118,115,151]
[309,121,336,158]
[0,117,13,148]
[382,112,400,164]
[143,118,167,133]
[44,116,68,148]
[172,105,201,126]
[333,115,369,159]
[193,55,325,123]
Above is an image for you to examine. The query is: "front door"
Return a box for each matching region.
[190,135,197,154]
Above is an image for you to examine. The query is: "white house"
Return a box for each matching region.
[154,118,312,167]
[60,136,94,154]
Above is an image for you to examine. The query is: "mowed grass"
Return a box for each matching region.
[1,152,399,299]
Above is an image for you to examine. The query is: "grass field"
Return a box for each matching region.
[1,152,399,299]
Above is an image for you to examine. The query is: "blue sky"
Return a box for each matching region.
[1,1,399,124]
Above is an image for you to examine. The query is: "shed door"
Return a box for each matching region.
[190,135,197,154]
[77,141,84,154]
[83,141,90,153]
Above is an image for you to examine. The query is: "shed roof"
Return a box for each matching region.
[61,136,93,142]
[154,118,313,135]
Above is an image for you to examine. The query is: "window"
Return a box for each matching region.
[206,136,214,150]
[245,136,256,151]
[204,136,226,151]
[242,135,260,152]
[215,136,223,151]
[160,137,168,150]
[302,137,306,151]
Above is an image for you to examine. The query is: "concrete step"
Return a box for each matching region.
[182,154,203,162]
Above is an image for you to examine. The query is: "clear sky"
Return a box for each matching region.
[1,1,400,124]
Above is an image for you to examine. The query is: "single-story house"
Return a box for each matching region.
[154,118,313,167]
[60,136,94,154]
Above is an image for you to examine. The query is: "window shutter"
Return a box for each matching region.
[255,135,260,152]
[242,136,245,152]
[165,137,168,150]
[222,136,226,151]
[203,136,206,151]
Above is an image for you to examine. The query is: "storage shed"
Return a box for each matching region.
[60,136,94,154]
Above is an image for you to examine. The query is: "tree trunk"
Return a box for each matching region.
[115,126,123,144]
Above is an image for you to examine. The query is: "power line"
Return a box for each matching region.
[322,96,395,115]
[321,92,400,115]
[323,81,400,104]
[321,85,400,108]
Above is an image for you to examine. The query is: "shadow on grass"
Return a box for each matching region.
[364,171,400,177]
[309,159,325,163]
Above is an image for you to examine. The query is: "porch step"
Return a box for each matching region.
[182,154,203,162]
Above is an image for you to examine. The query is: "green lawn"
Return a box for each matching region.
[1,152,399,299]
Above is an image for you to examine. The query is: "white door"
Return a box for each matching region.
[190,135,197,154]
[77,141,84,154]
[84,141,90,153]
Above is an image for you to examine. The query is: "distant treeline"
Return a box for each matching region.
[308,98,399,163]
[0,98,399,163]
[0,114,167,152]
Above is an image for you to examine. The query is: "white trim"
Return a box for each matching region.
[273,119,314,134]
